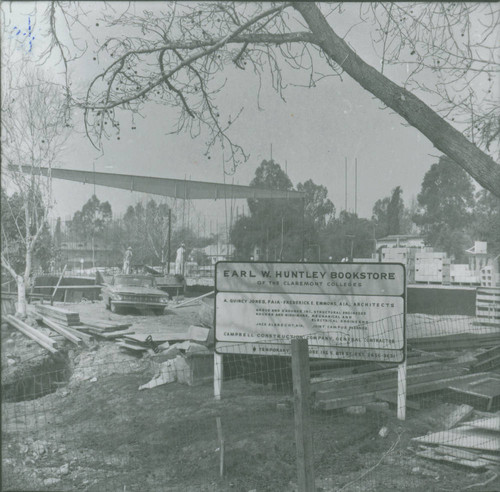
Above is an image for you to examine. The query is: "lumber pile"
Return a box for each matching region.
[408,331,500,351]
[75,318,133,339]
[413,415,500,470]
[470,346,500,373]
[40,316,83,346]
[312,338,500,411]
[313,359,479,411]
[310,350,455,378]
[81,318,131,331]
[6,315,58,354]
[33,304,135,344]
[447,373,500,412]
[35,304,81,326]
[117,325,212,355]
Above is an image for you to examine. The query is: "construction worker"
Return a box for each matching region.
[175,243,186,276]
[123,247,132,274]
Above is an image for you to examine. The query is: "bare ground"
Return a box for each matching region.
[2,301,499,491]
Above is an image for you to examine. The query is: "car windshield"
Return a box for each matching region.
[114,276,155,288]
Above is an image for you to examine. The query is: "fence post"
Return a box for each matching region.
[397,359,407,421]
[214,352,223,400]
[291,338,315,492]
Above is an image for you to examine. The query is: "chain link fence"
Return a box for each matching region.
[2,309,499,491]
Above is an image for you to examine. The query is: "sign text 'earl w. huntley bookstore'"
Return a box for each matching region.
[215,262,406,362]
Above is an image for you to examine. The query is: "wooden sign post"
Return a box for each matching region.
[397,359,407,420]
[214,352,223,401]
[291,338,315,492]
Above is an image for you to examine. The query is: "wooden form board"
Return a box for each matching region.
[35,304,81,325]
[448,375,500,411]
[6,315,58,354]
[464,417,500,432]
[41,316,82,345]
[409,332,500,351]
[413,426,500,452]
[81,319,132,331]
[314,372,497,411]
[416,447,496,469]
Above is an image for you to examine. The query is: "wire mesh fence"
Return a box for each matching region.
[2,309,499,491]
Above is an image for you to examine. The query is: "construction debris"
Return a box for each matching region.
[60,325,93,344]
[408,332,500,351]
[312,325,500,413]
[378,426,389,437]
[77,325,133,339]
[139,350,214,390]
[187,325,212,344]
[115,324,212,355]
[467,416,500,431]
[80,318,132,331]
[413,415,500,470]
[173,341,210,353]
[448,374,500,411]
[35,304,81,326]
[40,316,82,346]
[175,352,213,386]
[443,404,474,430]
[415,446,499,470]
[138,359,177,390]
[116,341,147,353]
[470,346,500,373]
[312,360,473,411]
[6,315,58,354]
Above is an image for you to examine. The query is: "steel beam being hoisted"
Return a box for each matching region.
[10,166,305,200]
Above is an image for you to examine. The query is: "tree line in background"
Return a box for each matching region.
[230,157,500,264]
[4,155,498,278]
[49,198,217,270]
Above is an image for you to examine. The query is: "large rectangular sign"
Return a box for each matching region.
[215,262,406,362]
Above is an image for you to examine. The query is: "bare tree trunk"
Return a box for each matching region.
[16,275,27,318]
[294,3,500,197]
[18,248,33,317]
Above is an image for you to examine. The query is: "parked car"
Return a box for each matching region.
[102,274,170,314]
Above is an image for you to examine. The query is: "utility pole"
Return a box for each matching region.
[279,216,284,261]
[167,208,172,274]
[301,198,305,261]
[344,157,348,212]
[355,158,358,215]
[346,234,355,262]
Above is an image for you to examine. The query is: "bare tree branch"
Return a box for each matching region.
[294,2,500,197]
[41,2,499,192]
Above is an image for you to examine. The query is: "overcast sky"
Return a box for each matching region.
[3,2,488,230]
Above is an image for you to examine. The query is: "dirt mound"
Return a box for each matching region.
[69,343,147,385]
